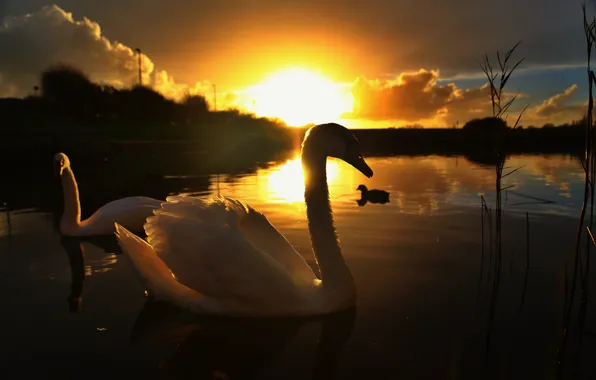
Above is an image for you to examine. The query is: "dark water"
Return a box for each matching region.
[1,153,595,379]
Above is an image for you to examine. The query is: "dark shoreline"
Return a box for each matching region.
[1,126,583,211]
[1,125,584,156]
[1,65,585,171]
[0,126,584,187]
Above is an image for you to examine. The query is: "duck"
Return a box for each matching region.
[356,184,390,205]
[114,123,374,317]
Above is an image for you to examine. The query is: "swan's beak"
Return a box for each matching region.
[346,155,373,178]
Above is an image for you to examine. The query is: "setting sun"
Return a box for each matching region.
[247,68,353,127]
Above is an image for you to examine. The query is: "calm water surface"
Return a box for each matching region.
[1,153,594,379]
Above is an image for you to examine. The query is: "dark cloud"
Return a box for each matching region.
[0,5,154,97]
[0,5,215,100]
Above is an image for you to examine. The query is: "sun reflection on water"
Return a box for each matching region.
[264,155,343,203]
[200,154,583,219]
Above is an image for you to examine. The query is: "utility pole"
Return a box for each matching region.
[135,48,142,86]
[212,84,217,111]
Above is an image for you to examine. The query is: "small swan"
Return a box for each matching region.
[356,184,390,205]
[55,152,162,236]
[114,123,374,317]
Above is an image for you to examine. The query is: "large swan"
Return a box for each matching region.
[115,123,374,316]
[55,152,162,236]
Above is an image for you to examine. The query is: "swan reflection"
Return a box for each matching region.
[59,235,123,312]
[130,301,356,380]
[60,236,85,312]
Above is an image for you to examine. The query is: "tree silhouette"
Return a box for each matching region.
[116,85,176,125]
[182,94,209,124]
[40,64,102,121]
[41,65,98,102]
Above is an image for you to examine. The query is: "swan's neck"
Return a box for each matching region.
[60,167,81,234]
[303,153,355,300]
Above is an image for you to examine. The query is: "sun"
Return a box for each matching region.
[247,67,353,127]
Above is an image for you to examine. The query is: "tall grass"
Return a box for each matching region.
[476,43,527,360]
[558,3,596,375]
[480,41,528,263]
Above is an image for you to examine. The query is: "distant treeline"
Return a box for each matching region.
[0,65,301,164]
[0,65,587,168]
[298,117,585,165]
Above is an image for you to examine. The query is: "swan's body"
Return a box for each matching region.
[115,123,374,316]
[356,184,390,204]
[55,153,162,236]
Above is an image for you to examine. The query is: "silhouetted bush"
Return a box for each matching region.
[462,117,507,133]
[40,65,104,122]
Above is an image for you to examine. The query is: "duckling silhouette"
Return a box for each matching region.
[356,184,390,206]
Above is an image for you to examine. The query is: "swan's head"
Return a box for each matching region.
[54,152,71,176]
[302,123,373,178]
[356,184,368,192]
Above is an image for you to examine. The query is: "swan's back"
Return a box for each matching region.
[79,196,162,235]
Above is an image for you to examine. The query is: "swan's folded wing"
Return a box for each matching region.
[115,223,222,313]
[154,196,317,286]
[237,205,317,286]
[143,196,303,306]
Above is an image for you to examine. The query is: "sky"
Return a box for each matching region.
[0,0,594,128]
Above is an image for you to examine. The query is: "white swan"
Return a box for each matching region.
[115,123,374,316]
[55,152,162,236]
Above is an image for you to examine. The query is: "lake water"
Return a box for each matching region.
[1,153,594,379]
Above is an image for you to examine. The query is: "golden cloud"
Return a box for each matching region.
[535,84,578,116]
[530,84,585,124]
[345,70,506,127]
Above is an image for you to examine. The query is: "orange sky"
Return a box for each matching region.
[0,2,591,128]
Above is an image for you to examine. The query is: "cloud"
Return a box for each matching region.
[346,70,501,127]
[515,84,586,126]
[347,70,459,122]
[534,84,579,118]
[345,68,565,128]
[153,70,213,102]
[0,4,215,103]
[0,4,589,127]
[440,84,497,126]
[0,5,155,97]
